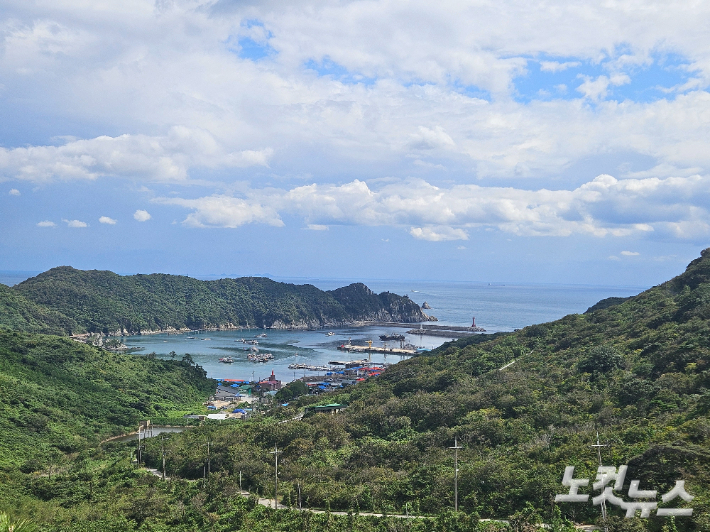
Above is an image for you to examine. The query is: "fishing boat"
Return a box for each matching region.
[247,352,274,363]
[219,356,234,364]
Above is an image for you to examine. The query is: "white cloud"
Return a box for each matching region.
[9,188,20,195]
[133,210,151,222]
[2,1,710,192]
[4,0,710,240]
[410,226,468,241]
[63,219,87,228]
[154,196,283,228]
[621,250,640,256]
[155,173,710,242]
[36,220,55,227]
[307,224,328,230]
[540,61,581,73]
[0,129,273,183]
[408,126,456,151]
[576,74,631,101]
[99,216,117,225]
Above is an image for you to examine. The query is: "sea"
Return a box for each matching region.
[113,279,644,384]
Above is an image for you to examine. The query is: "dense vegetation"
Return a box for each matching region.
[8,267,428,335]
[0,284,77,335]
[3,251,710,530]
[130,249,710,531]
[0,330,213,472]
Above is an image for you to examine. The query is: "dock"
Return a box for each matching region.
[405,322,486,338]
[337,344,417,355]
[328,359,369,367]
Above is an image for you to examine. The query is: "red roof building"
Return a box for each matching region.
[258,370,282,391]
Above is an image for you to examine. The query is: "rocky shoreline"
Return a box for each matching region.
[70,314,438,342]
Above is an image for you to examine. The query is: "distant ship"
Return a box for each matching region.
[218,357,234,364]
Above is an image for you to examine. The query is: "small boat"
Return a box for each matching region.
[256,333,267,338]
[248,352,274,363]
[187,336,195,339]
[325,332,335,336]
[219,357,234,364]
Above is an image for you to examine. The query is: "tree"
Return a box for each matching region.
[579,345,623,375]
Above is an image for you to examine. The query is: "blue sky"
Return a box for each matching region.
[2,0,710,287]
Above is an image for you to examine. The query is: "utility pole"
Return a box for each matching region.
[161,435,166,480]
[136,425,143,465]
[592,432,609,532]
[206,440,211,476]
[449,438,463,512]
[270,446,282,509]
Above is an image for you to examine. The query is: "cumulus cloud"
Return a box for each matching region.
[576,74,631,101]
[9,188,20,196]
[0,129,273,183]
[99,216,117,224]
[63,219,87,228]
[3,0,710,191]
[408,126,456,151]
[36,220,55,227]
[156,173,710,242]
[410,226,469,241]
[133,210,151,222]
[154,196,283,228]
[539,61,581,73]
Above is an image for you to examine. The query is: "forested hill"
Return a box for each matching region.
[0,283,78,335]
[8,267,430,335]
[0,329,213,472]
[153,249,709,529]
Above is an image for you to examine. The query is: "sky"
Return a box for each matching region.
[2,0,710,287]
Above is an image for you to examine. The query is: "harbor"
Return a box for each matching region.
[337,341,420,355]
[405,317,487,337]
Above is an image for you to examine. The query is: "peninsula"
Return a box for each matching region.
[1,267,435,336]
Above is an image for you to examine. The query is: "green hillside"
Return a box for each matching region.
[133,249,710,530]
[3,252,710,531]
[0,329,214,472]
[12,267,428,335]
[0,283,77,335]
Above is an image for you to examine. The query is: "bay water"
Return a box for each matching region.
[121,280,643,383]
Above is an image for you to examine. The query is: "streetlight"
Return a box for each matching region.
[449,438,463,512]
